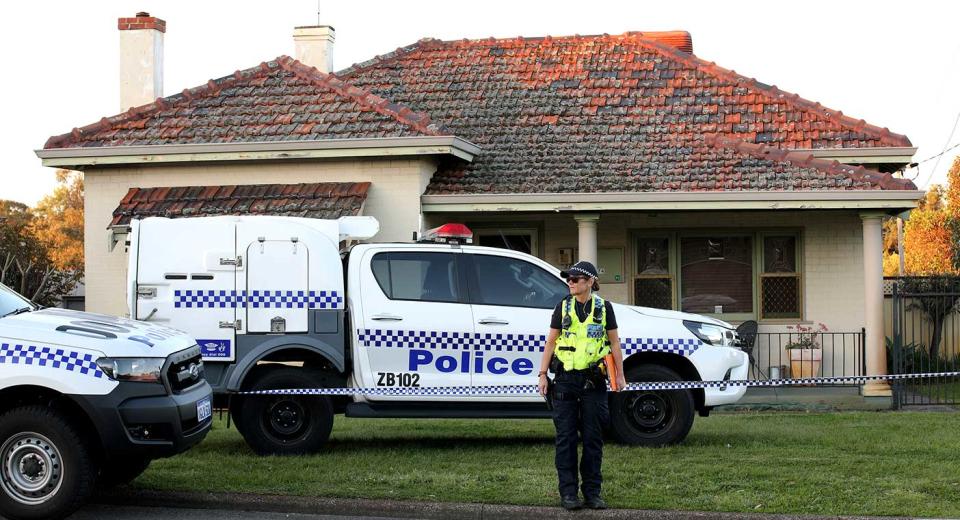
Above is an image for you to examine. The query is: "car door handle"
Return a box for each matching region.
[478,318,510,325]
[371,314,403,321]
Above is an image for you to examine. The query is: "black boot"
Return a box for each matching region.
[560,495,583,510]
[584,496,608,509]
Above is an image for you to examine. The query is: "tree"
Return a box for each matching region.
[0,170,84,306]
[946,157,960,270]
[902,193,954,275]
[29,170,83,272]
[893,157,960,359]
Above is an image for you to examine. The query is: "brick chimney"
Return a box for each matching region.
[118,12,165,112]
[293,26,335,73]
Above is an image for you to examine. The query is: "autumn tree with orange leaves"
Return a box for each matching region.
[889,156,960,359]
[902,184,956,275]
[0,170,83,305]
[29,170,84,272]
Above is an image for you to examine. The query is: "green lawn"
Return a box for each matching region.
[138,412,960,517]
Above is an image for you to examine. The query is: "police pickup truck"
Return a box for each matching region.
[0,282,211,520]
[128,216,748,455]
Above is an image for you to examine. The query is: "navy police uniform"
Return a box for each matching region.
[548,261,617,510]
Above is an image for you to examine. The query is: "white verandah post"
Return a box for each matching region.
[861,212,892,397]
[575,214,600,265]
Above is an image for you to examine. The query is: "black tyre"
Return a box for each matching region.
[609,364,695,446]
[0,406,97,520]
[97,457,151,488]
[232,367,334,455]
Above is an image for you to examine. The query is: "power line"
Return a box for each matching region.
[918,141,960,166]
[914,110,960,187]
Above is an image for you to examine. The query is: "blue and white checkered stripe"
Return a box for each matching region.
[358,329,474,350]
[0,343,104,379]
[621,337,700,356]
[246,290,342,309]
[358,328,698,356]
[237,371,960,396]
[174,290,241,308]
[472,332,547,353]
[174,290,342,309]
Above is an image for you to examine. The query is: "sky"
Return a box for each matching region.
[2,0,959,206]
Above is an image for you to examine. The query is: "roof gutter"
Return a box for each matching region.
[35,136,481,168]
[796,147,917,165]
[421,190,924,213]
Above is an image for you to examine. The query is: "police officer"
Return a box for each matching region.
[538,260,626,510]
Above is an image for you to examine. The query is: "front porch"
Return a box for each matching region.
[423,207,893,395]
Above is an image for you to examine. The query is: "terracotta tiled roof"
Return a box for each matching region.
[110,182,370,227]
[426,134,916,193]
[46,57,446,149]
[48,31,914,194]
[337,32,913,193]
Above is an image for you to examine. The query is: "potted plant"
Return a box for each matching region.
[785,323,827,379]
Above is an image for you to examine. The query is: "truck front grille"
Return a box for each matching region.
[166,346,204,393]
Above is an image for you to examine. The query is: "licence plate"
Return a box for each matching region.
[196,396,212,422]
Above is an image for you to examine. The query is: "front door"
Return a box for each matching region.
[356,248,475,400]
[464,252,569,401]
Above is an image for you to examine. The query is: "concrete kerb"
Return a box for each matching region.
[94,488,923,520]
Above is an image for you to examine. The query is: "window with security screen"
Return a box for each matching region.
[634,237,673,309]
[760,235,801,319]
[633,231,801,320]
[679,236,753,314]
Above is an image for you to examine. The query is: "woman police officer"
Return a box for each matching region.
[538,261,626,510]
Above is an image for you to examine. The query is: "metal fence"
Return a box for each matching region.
[890,276,960,407]
[744,331,865,384]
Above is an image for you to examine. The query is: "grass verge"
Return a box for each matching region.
[138,412,960,517]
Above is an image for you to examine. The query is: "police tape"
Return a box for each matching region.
[234,370,960,396]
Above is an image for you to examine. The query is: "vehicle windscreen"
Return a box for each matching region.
[0,283,34,318]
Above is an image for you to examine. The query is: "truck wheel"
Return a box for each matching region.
[233,367,334,455]
[609,364,695,446]
[97,457,151,488]
[0,406,97,520]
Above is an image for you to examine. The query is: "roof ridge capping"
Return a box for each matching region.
[704,134,917,191]
[335,31,694,78]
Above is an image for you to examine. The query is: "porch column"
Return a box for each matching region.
[861,212,892,396]
[575,213,600,265]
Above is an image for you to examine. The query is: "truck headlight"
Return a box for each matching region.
[683,320,736,347]
[96,357,165,382]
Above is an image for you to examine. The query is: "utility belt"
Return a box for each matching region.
[549,355,606,388]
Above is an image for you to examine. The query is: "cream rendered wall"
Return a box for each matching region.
[84,157,436,316]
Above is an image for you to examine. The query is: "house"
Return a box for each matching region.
[37,13,921,398]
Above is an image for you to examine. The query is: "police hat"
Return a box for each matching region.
[561,261,599,280]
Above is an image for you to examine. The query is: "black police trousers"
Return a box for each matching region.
[551,369,609,499]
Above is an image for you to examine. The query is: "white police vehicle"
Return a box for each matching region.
[129,216,748,455]
[0,282,212,520]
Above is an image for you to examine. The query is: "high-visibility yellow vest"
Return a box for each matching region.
[555,294,609,370]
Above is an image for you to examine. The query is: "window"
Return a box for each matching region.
[470,255,569,309]
[635,237,673,310]
[474,228,538,255]
[370,252,460,303]
[760,236,801,319]
[680,236,753,314]
[633,231,802,320]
